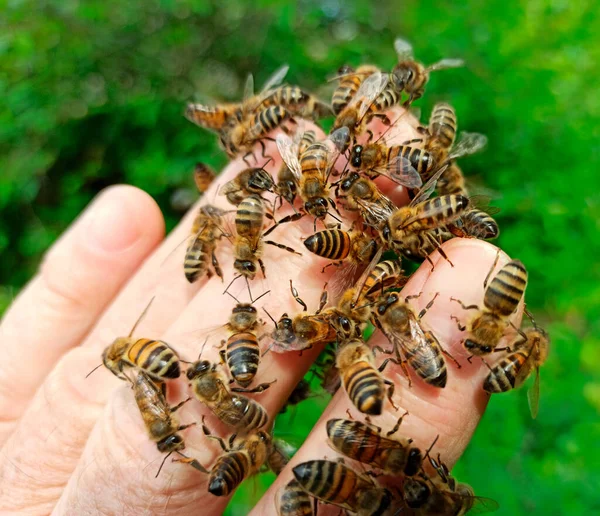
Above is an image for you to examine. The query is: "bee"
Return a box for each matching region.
[483,311,549,418]
[448,206,500,240]
[280,378,312,414]
[267,438,296,475]
[373,291,457,388]
[186,358,272,430]
[303,227,378,273]
[133,371,198,477]
[331,64,379,115]
[312,347,341,395]
[218,289,271,388]
[327,417,423,476]
[336,338,396,415]
[185,204,229,283]
[391,38,464,106]
[380,166,470,268]
[233,194,301,280]
[292,459,393,515]
[397,227,454,264]
[451,250,528,356]
[275,130,317,207]
[99,298,181,382]
[354,258,406,304]
[278,479,315,516]
[261,85,333,120]
[194,162,217,195]
[275,127,350,226]
[336,172,400,228]
[202,425,272,497]
[220,166,275,206]
[436,162,468,196]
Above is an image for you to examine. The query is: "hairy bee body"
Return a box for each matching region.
[260,86,331,120]
[224,302,261,387]
[452,208,499,240]
[185,103,240,132]
[437,163,468,196]
[221,167,275,206]
[271,312,338,352]
[303,229,377,267]
[293,460,392,516]
[276,130,317,205]
[194,163,217,194]
[331,64,378,115]
[403,478,478,515]
[327,418,422,476]
[234,194,266,279]
[185,205,227,283]
[358,259,405,302]
[278,479,315,516]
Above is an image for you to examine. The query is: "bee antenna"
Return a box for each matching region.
[327,211,343,224]
[375,110,409,144]
[197,336,209,360]
[251,289,271,305]
[262,307,278,327]
[155,451,173,478]
[223,275,242,296]
[424,434,440,461]
[224,290,241,305]
[85,363,103,379]
[129,296,156,338]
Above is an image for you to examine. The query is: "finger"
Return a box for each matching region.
[0,140,294,513]
[253,239,524,515]
[0,185,165,443]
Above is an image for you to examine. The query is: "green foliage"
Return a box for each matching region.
[3,0,599,513]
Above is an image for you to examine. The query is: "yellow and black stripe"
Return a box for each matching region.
[184,235,211,283]
[484,260,528,315]
[404,331,447,388]
[360,260,404,300]
[226,331,260,387]
[126,339,180,379]
[389,145,434,179]
[303,229,351,260]
[483,351,527,393]
[233,395,269,430]
[279,479,314,516]
[209,451,250,496]
[429,102,457,149]
[343,361,384,415]
[461,208,500,239]
[411,194,469,229]
[235,194,264,238]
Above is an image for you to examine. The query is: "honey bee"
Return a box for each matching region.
[391,38,464,106]
[278,479,315,516]
[448,206,500,240]
[303,227,378,273]
[450,250,528,356]
[261,85,333,120]
[275,127,350,226]
[219,289,270,388]
[133,371,198,477]
[267,438,296,475]
[436,163,468,196]
[280,378,312,414]
[373,291,457,388]
[186,358,272,430]
[380,166,470,268]
[98,298,181,382]
[202,425,272,497]
[220,165,275,206]
[331,64,379,115]
[292,459,393,515]
[353,258,406,304]
[275,130,317,208]
[336,338,396,415]
[185,204,229,283]
[233,194,300,280]
[397,227,454,265]
[185,102,241,133]
[336,172,400,228]
[312,347,341,395]
[483,311,549,418]
[194,162,217,195]
[326,417,423,476]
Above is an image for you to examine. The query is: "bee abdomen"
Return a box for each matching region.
[429,102,457,148]
[208,452,250,496]
[184,237,211,283]
[461,208,500,239]
[235,195,264,236]
[127,339,180,379]
[362,260,403,299]
[303,230,351,260]
[327,419,378,464]
[279,479,315,516]
[484,260,528,315]
[239,398,269,430]
[227,332,260,387]
[254,105,291,134]
[293,460,356,503]
[344,362,384,415]
[483,353,527,393]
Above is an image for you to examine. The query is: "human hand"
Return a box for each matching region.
[0,111,522,515]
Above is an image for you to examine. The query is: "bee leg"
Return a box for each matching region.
[321,261,342,274]
[345,408,355,420]
[259,258,267,279]
[263,212,304,237]
[404,291,423,303]
[314,283,329,314]
[372,113,391,125]
[289,279,308,311]
[386,410,410,437]
[201,417,229,452]
[170,397,193,413]
[416,292,439,320]
[218,348,227,364]
[483,248,502,289]
[384,379,398,410]
[372,346,393,356]
[440,346,462,369]
[174,453,210,474]
[264,240,302,256]
[433,242,454,267]
[242,151,257,167]
[231,379,276,394]
[449,297,479,312]
[510,322,528,346]
[402,138,424,145]
[176,422,196,432]
[365,129,374,143]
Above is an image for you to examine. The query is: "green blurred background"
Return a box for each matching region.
[3,0,599,514]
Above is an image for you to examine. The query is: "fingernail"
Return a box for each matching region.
[84,186,144,253]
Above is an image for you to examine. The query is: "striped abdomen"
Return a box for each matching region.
[300,142,330,176]
[292,460,360,507]
[483,351,528,393]
[249,105,292,139]
[279,479,314,516]
[299,130,318,153]
[342,361,384,415]
[367,85,401,117]
[226,332,260,387]
[411,195,470,230]
[184,234,212,283]
[388,145,435,179]
[461,208,500,239]
[360,260,404,300]
[484,260,528,316]
[234,395,269,430]
[429,102,457,149]
[125,339,180,379]
[437,163,468,196]
[327,419,381,464]
[185,103,239,131]
[208,451,250,496]
[303,229,351,260]
[404,331,447,388]
[194,163,217,194]
[332,66,364,115]
[262,86,309,111]
[235,194,265,238]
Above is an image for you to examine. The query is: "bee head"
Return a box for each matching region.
[157,434,184,453]
[305,197,329,218]
[234,259,257,278]
[186,359,211,380]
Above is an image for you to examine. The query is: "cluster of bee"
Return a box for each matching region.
[90,37,550,513]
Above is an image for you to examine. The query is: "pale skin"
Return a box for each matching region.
[0,109,522,515]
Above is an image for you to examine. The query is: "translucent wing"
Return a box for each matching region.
[409,163,449,206]
[380,155,423,188]
[355,197,396,228]
[528,368,540,419]
[328,260,361,302]
[262,64,290,93]
[352,247,385,306]
[448,132,488,160]
[427,58,465,72]
[467,195,501,217]
[276,134,302,181]
[134,371,171,420]
[356,72,389,121]
[243,73,255,103]
[462,495,500,514]
[393,38,415,61]
[329,126,351,152]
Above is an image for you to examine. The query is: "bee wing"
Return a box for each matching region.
[243,73,255,103]
[408,163,449,207]
[448,132,488,160]
[276,134,303,182]
[352,246,385,306]
[356,72,389,120]
[467,195,501,216]
[261,64,290,93]
[135,371,171,418]
[328,126,351,153]
[329,259,361,302]
[427,58,465,72]
[378,155,424,188]
[393,37,415,61]
[355,197,396,227]
[527,367,541,419]
[460,495,500,514]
